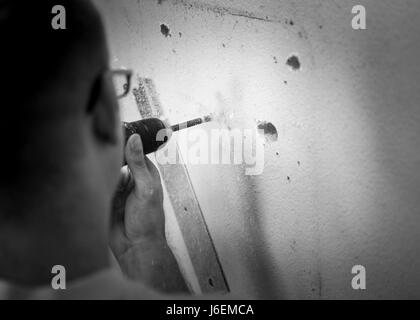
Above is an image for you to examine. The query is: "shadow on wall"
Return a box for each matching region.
[211,81,284,299]
[214,82,283,299]
[239,176,285,299]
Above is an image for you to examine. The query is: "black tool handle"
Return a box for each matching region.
[123,118,170,155]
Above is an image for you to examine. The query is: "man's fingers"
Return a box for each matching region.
[125,134,148,174]
[111,166,134,228]
[125,134,154,195]
[115,166,131,193]
[124,134,163,202]
[144,156,161,180]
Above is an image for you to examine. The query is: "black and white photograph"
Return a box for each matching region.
[0,0,420,309]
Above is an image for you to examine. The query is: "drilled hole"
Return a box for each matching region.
[160,24,171,37]
[286,55,301,71]
[208,278,214,287]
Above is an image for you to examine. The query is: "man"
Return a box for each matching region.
[0,0,192,299]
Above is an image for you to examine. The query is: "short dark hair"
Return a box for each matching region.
[0,0,107,183]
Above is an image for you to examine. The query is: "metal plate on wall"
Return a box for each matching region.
[132,77,229,294]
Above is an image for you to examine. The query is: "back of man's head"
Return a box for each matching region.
[0,0,108,185]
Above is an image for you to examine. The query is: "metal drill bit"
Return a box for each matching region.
[170,115,213,132]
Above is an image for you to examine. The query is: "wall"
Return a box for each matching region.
[95,0,420,299]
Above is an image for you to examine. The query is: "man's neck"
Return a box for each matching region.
[0,185,111,287]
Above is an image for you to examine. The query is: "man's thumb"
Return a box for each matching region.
[125,134,147,171]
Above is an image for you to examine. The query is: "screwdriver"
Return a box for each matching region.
[122,115,213,155]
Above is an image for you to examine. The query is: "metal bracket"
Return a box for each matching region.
[132,77,229,294]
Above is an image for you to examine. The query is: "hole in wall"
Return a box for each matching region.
[257,121,278,143]
[208,278,214,287]
[286,55,301,71]
[160,24,171,37]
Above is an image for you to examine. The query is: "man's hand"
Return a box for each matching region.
[110,134,165,255]
[109,134,189,293]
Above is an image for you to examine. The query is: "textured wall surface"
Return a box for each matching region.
[95,0,420,299]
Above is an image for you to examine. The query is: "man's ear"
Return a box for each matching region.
[87,73,119,144]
